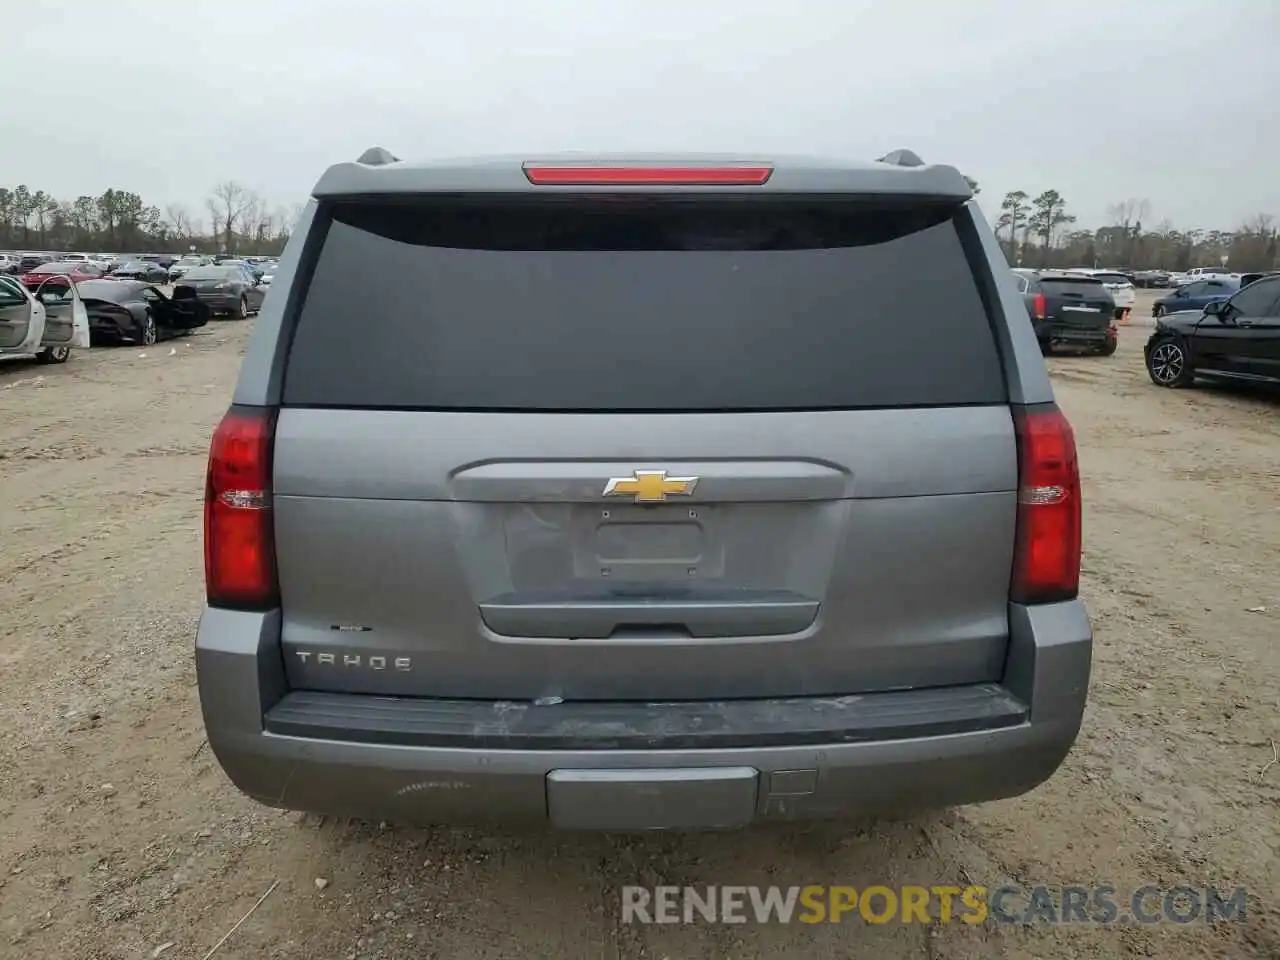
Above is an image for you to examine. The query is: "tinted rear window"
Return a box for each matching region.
[282,198,1007,412]
[1039,277,1107,295]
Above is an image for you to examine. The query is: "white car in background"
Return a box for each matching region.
[0,274,91,363]
[1068,269,1136,321]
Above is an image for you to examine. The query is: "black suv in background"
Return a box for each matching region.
[1011,269,1117,355]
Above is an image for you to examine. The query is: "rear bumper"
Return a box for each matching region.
[196,601,1091,829]
[1040,322,1112,344]
[189,293,243,311]
[89,315,138,340]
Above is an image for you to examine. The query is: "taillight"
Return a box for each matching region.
[522,164,773,185]
[204,406,278,609]
[1011,406,1081,604]
[1031,293,1047,320]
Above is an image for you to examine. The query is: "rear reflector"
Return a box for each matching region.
[522,165,773,186]
[204,406,278,609]
[1010,406,1081,604]
[1031,292,1046,320]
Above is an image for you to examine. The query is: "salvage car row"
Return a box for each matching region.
[0,259,272,362]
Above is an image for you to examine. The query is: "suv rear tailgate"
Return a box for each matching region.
[271,194,1017,701]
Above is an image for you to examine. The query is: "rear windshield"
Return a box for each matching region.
[282,198,1007,412]
[183,266,238,281]
[1039,277,1106,294]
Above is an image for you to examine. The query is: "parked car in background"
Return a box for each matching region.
[77,279,210,345]
[0,254,19,275]
[1068,269,1135,321]
[20,260,103,289]
[175,264,266,318]
[1238,271,1280,288]
[1152,277,1240,316]
[0,273,91,363]
[1012,268,1117,355]
[1145,273,1280,388]
[258,261,279,286]
[1132,270,1171,288]
[195,148,1091,831]
[16,253,54,275]
[109,260,170,283]
[169,256,210,281]
[216,258,265,281]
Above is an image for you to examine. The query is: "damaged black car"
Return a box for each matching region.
[77,279,210,346]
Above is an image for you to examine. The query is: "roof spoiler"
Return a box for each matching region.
[313,150,974,199]
[876,148,926,168]
[356,146,401,166]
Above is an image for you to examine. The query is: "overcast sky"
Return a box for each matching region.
[1,0,1273,231]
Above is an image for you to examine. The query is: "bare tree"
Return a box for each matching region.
[165,203,194,242]
[1105,198,1151,264]
[206,181,254,254]
[1241,213,1275,237]
[1105,198,1151,230]
[239,192,267,248]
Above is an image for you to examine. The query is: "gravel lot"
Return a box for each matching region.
[1,291,1277,959]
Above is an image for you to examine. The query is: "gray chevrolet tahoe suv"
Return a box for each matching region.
[196,148,1090,830]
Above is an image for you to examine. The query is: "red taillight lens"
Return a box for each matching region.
[522,164,773,186]
[204,406,278,609]
[1032,293,1047,320]
[1011,406,1081,604]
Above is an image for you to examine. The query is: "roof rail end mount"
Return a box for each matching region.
[877,149,925,168]
[357,146,401,166]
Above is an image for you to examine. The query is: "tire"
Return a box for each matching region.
[140,311,157,346]
[1038,338,1053,356]
[236,296,249,320]
[1146,336,1194,388]
[1098,337,1118,356]
[35,345,71,364]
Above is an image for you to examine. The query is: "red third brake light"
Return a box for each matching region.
[1011,406,1081,604]
[522,164,774,186]
[204,406,278,609]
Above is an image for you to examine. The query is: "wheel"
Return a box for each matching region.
[236,296,249,320]
[140,310,157,345]
[35,345,71,364]
[1146,336,1194,388]
[1098,337,1118,356]
[1038,338,1053,356]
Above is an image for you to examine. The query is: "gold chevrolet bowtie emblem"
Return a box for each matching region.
[602,470,699,503]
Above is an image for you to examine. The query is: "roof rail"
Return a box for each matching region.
[356,146,401,166]
[877,149,925,168]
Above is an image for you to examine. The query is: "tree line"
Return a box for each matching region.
[3,176,1276,273]
[0,182,303,256]
[996,190,1279,273]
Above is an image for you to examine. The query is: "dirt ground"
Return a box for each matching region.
[1,291,1277,960]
